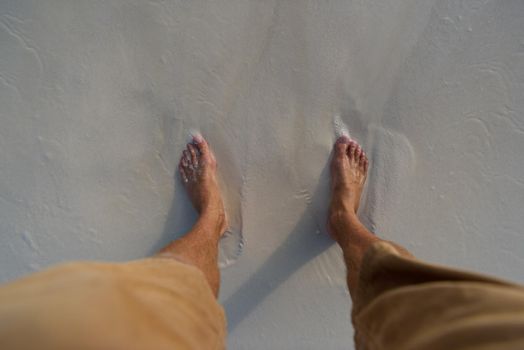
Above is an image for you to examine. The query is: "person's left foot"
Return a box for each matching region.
[179,135,228,236]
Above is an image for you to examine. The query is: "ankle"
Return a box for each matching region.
[328,206,358,230]
[329,191,359,215]
[328,209,376,246]
[197,209,227,237]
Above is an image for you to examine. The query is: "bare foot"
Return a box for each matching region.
[328,136,369,239]
[179,135,228,236]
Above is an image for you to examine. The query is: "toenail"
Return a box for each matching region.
[193,134,203,143]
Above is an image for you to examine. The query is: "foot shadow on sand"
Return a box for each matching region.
[223,161,335,331]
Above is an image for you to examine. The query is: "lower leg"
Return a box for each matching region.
[156,135,227,297]
[157,212,225,296]
[329,210,379,298]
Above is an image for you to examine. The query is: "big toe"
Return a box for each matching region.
[334,136,351,156]
[193,134,213,158]
[336,135,351,144]
[192,134,218,170]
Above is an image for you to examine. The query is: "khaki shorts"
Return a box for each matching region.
[1,243,524,349]
[353,242,524,350]
[0,258,226,350]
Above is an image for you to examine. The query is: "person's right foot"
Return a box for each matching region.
[328,136,369,239]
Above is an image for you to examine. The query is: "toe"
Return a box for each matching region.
[348,141,357,160]
[359,151,366,166]
[334,141,349,156]
[179,165,188,183]
[336,135,351,145]
[187,143,198,165]
[193,135,209,155]
[355,145,362,160]
[182,150,191,167]
[335,136,351,155]
[354,143,363,161]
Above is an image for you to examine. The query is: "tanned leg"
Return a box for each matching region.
[328,136,412,300]
[156,135,227,297]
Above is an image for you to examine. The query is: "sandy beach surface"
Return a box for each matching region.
[1,1,524,348]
